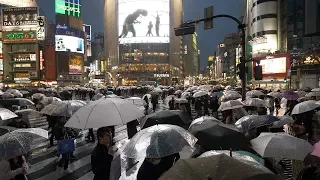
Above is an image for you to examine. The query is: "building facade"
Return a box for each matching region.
[104,0,183,86]
[183,33,199,77]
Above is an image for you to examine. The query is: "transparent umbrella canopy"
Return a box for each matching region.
[123,124,197,159]
[0,128,48,161]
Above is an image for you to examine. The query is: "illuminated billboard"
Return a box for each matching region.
[118,0,170,44]
[3,31,37,42]
[55,35,84,54]
[55,0,81,18]
[69,55,82,74]
[2,7,38,28]
[259,57,287,74]
[0,0,37,7]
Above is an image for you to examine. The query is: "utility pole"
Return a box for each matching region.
[175,14,247,100]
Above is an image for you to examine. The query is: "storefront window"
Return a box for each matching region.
[9,44,35,53]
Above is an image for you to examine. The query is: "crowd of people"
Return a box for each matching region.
[0,85,319,180]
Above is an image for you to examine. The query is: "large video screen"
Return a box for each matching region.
[55,35,84,54]
[118,0,170,44]
[260,57,287,74]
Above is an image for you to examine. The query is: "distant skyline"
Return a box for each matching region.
[38,0,244,70]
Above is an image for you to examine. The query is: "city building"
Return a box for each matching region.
[54,0,86,86]
[221,33,241,78]
[104,0,183,86]
[183,33,199,78]
[0,1,41,86]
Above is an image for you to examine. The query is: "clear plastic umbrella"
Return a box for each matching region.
[292,100,320,115]
[188,116,221,134]
[306,91,320,98]
[15,98,35,106]
[193,91,208,98]
[123,124,197,159]
[244,98,269,107]
[235,115,277,133]
[246,90,264,98]
[251,133,313,160]
[0,128,48,161]
[218,100,244,111]
[271,115,294,128]
[32,93,45,100]
[40,100,86,117]
[0,108,18,121]
[268,92,282,99]
[221,91,242,102]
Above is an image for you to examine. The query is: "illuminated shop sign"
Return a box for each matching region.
[55,0,81,18]
[56,25,85,38]
[3,31,37,42]
[37,16,46,41]
[0,0,37,7]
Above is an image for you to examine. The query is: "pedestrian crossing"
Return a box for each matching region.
[25,99,169,180]
[24,97,202,180]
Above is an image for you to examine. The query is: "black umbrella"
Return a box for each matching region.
[194,123,248,150]
[141,110,192,129]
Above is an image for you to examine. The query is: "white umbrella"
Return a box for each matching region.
[174,90,183,95]
[246,90,264,98]
[291,100,320,115]
[218,100,244,111]
[2,93,14,99]
[311,88,320,92]
[188,116,221,134]
[65,97,144,129]
[92,93,105,101]
[243,98,269,107]
[12,92,23,98]
[250,133,313,160]
[152,88,163,94]
[193,91,208,98]
[306,91,320,97]
[221,91,242,102]
[0,108,18,121]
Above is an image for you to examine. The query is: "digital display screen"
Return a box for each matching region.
[260,57,287,74]
[55,35,84,54]
[118,0,170,44]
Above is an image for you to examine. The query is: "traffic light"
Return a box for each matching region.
[284,78,287,83]
[254,65,263,80]
[175,24,195,36]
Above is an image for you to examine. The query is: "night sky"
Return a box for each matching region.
[38,0,244,70]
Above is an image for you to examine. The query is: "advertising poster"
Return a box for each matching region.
[55,35,84,54]
[55,0,81,18]
[118,0,170,44]
[69,55,82,74]
[2,7,38,28]
[260,57,287,74]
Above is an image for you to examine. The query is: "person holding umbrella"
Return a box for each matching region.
[91,127,115,180]
[0,155,29,180]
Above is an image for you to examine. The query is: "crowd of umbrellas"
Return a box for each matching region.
[0,85,319,179]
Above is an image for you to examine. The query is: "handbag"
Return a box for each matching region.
[57,132,75,154]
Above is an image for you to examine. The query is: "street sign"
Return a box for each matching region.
[204,6,213,30]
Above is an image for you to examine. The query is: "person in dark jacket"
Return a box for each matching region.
[91,127,114,180]
[127,120,138,139]
[168,97,175,110]
[203,96,210,116]
[54,117,73,174]
[194,98,203,118]
[137,158,162,180]
[47,115,58,147]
